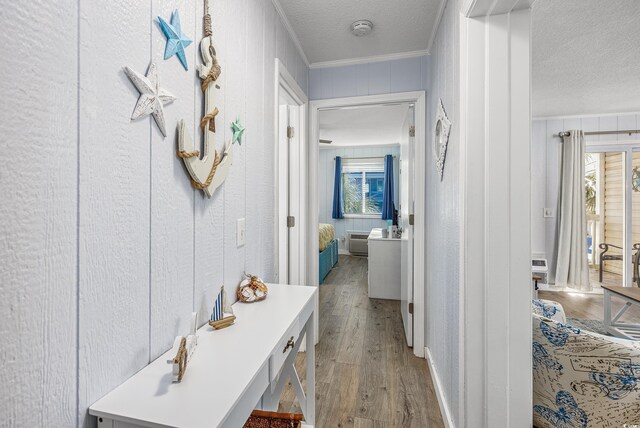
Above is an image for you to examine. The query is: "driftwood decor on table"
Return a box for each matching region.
[177,0,235,197]
[167,312,199,382]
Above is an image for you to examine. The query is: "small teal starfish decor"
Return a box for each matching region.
[231,118,245,145]
[158,10,192,70]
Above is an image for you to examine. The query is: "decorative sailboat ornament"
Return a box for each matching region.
[177,0,236,197]
[167,312,199,382]
[209,286,236,330]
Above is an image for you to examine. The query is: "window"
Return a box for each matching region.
[342,158,384,215]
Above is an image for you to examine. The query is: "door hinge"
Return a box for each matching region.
[409,126,415,137]
[409,214,415,226]
[287,216,295,228]
[409,302,414,314]
[287,126,295,139]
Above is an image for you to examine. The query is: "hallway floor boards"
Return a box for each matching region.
[279,255,445,427]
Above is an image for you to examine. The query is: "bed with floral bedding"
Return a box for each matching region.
[319,223,337,284]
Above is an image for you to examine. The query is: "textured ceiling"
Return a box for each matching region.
[319,104,410,147]
[277,0,443,65]
[533,0,640,117]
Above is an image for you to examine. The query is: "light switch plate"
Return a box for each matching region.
[237,218,246,247]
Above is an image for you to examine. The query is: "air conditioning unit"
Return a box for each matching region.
[348,232,369,256]
[532,258,548,285]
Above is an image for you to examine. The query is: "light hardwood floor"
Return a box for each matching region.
[279,255,445,427]
[538,289,640,321]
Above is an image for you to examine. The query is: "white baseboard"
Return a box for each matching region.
[426,347,455,428]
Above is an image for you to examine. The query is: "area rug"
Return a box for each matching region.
[565,317,611,336]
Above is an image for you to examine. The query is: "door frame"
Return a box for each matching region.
[274,59,308,285]
[460,3,534,426]
[309,91,427,357]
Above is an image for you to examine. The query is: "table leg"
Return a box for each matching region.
[603,289,611,332]
[305,312,315,426]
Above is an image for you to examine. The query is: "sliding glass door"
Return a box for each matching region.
[588,144,640,287]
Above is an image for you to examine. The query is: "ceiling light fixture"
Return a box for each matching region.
[351,20,373,37]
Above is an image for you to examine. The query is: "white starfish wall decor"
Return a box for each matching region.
[124,62,176,137]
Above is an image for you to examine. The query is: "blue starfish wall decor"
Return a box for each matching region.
[231,118,245,145]
[158,10,192,70]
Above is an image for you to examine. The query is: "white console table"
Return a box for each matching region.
[89,284,317,428]
[368,228,401,300]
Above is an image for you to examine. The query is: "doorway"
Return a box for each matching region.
[309,91,426,356]
[275,59,307,287]
[586,144,640,289]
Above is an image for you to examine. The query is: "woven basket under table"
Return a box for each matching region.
[243,410,303,428]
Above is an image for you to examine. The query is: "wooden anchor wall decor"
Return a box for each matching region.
[177,0,235,197]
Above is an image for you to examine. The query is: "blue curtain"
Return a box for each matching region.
[382,154,395,220]
[332,156,344,219]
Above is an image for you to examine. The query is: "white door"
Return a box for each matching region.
[400,106,415,346]
[277,90,301,285]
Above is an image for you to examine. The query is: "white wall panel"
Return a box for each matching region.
[262,2,278,280]
[78,2,152,427]
[531,120,547,255]
[389,56,423,93]
[149,0,196,362]
[309,56,429,100]
[1,1,308,426]
[222,0,247,291]
[532,112,640,281]
[194,0,227,326]
[425,0,461,424]
[0,1,78,426]
[245,0,266,275]
[368,61,392,95]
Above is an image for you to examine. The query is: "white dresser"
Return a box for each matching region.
[367,228,401,300]
[89,284,317,428]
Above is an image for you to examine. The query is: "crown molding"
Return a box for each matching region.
[271,0,310,66]
[533,111,640,121]
[319,142,400,150]
[309,50,429,69]
[426,0,448,53]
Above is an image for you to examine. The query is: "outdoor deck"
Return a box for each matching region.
[589,266,623,288]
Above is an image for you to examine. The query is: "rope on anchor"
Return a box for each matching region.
[177,150,200,158]
[204,0,212,37]
[191,150,220,190]
[201,53,221,92]
[201,0,221,92]
[200,107,219,132]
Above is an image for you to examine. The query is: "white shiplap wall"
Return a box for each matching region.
[309,55,429,100]
[0,1,78,426]
[0,1,308,427]
[318,146,400,251]
[532,113,640,282]
[425,0,461,425]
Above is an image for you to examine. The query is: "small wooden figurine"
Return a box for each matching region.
[167,312,199,382]
[209,286,236,329]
